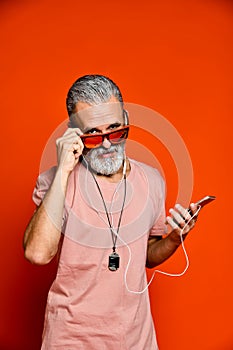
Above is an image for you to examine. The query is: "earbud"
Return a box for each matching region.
[123,110,129,125]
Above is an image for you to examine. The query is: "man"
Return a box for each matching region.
[24,75,197,349]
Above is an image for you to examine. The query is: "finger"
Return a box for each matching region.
[169,209,193,235]
[65,135,84,148]
[174,204,191,222]
[166,216,191,235]
[169,208,187,227]
[166,216,180,230]
[70,141,84,154]
[189,202,198,215]
[63,127,83,137]
[57,131,81,143]
[73,142,84,157]
[56,133,84,150]
[58,137,83,155]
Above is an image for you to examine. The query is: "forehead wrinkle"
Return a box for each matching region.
[82,117,123,132]
[74,102,124,131]
[81,109,117,121]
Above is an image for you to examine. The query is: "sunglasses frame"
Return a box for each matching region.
[80,125,130,149]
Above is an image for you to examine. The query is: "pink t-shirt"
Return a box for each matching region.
[33,159,166,349]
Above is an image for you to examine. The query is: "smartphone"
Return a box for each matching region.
[188,195,216,214]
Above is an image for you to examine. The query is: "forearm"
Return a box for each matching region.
[146,231,186,268]
[24,169,69,265]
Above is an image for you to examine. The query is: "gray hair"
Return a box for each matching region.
[66,75,124,117]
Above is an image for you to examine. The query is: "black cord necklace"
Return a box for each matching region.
[91,168,127,271]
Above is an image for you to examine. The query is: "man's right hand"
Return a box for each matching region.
[56,128,84,175]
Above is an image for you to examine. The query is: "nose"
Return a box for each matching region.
[102,137,112,149]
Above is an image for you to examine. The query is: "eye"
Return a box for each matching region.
[109,123,122,130]
[87,129,101,135]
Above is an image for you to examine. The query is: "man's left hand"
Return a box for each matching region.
[166,203,198,236]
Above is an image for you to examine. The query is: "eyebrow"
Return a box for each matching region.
[83,122,122,134]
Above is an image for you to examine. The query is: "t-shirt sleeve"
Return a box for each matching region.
[32,166,67,232]
[149,171,167,237]
[32,166,57,206]
[149,206,167,237]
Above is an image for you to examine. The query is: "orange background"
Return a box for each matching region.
[0,0,232,349]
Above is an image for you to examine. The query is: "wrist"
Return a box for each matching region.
[54,167,70,192]
[168,229,188,246]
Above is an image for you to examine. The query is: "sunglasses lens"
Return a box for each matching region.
[82,135,102,149]
[109,129,128,143]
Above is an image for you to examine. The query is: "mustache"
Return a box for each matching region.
[88,144,122,156]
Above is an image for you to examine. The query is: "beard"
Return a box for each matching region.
[83,142,125,176]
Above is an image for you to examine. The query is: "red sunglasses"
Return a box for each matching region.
[80,125,129,149]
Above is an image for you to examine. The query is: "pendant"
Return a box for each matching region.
[108,252,120,271]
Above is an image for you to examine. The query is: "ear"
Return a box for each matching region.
[123,110,129,125]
